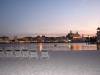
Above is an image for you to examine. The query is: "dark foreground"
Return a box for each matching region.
[0,50,100,75]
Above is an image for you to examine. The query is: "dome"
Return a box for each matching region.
[97,27,100,30]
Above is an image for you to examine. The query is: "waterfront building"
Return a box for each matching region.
[17,37,34,43]
[13,36,19,43]
[66,30,73,42]
[0,36,10,43]
[22,37,34,43]
[17,38,26,43]
[73,32,81,39]
[66,31,82,43]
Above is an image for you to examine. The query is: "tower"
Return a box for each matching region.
[97,27,100,43]
[97,27,100,50]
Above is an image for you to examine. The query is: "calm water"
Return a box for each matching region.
[0,43,97,51]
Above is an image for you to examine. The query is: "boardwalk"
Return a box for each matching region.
[0,51,100,75]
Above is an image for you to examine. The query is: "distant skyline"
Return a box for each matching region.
[0,0,100,36]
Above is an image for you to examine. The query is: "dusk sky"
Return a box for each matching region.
[0,0,100,36]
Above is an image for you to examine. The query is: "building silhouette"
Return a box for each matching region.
[97,27,100,50]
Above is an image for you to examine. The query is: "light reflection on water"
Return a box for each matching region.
[68,43,97,51]
[0,43,97,51]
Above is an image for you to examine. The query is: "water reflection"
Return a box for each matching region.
[37,43,43,51]
[97,43,100,50]
[0,43,97,51]
[37,43,97,51]
[70,44,81,51]
[67,43,97,51]
[68,43,81,50]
